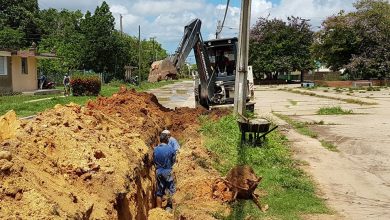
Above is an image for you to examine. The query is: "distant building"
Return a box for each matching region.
[0,49,55,93]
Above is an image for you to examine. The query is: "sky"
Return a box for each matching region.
[37,0,356,58]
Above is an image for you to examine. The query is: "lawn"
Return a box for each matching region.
[200,115,329,219]
[0,80,179,117]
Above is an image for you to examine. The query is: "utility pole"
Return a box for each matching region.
[215,20,222,39]
[233,0,252,115]
[138,25,141,81]
[120,14,123,35]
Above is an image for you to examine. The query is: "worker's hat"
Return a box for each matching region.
[162,130,170,134]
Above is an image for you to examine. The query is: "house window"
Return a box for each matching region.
[0,56,7,75]
[21,58,28,74]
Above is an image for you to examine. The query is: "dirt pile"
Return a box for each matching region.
[172,125,231,219]
[148,59,177,82]
[0,110,20,142]
[0,102,156,219]
[0,88,232,219]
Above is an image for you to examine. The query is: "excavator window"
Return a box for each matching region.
[207,46,235,77]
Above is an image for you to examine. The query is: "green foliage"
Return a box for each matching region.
[107,79,126,87]
[273,113,318,138]
[0,27,24,49]
[317,106,353,115]
[70,73,102,96]
[312,0,390,79]
[283,88,377,105]
[288,99,298,106]
[0,0,41,48]
[0,1,169,83]
[250,17,314,79]
[320,140,339,152]
[200,115,329,219]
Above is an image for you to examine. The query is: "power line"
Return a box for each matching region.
[221,0,230,30]
[216,0,230,38]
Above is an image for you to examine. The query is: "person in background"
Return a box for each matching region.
[39,73,46,90]
[162,130,180,153]
[63,74,71,96]
[153,132,176,210]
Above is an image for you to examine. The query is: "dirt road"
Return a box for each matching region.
[254,85,390,220]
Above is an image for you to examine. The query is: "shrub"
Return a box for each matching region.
[70,74,101,96]
[108,78,125,87]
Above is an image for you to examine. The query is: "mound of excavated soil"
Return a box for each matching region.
[0,110,20,142]
[0,88,231,219]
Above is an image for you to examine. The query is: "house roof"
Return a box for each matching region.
[0,50,56,59]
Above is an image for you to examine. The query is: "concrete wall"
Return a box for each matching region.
[0,57,13,93]
[11,56,38,92]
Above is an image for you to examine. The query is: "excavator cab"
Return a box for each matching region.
[199,37,239,105]
[205,38,237,77]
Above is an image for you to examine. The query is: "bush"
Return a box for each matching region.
[107,78,125,87]
[70,74,101,96]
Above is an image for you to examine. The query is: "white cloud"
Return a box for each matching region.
[110,4,128,15]
[131,0,203,16]
[39,0,101,11]
[251,0,355,27]
[38,0,358,54]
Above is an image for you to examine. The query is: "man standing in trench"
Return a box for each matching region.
[154,132,176,209]
[162,130,180,153]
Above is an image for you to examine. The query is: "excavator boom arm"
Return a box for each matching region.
[171,19,215,106]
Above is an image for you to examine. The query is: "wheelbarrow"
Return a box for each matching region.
[237,116,278,146]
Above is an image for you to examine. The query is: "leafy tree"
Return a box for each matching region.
[0,27,24,49]
[0,0,41,47]
[1,0,168,83]
[312,0,390,79]
[37,9,86,82]
[80,2,117,75]
[249,17,314,80]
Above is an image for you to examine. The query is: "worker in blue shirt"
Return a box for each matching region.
[162,130,180,153]
[154,132,176,209]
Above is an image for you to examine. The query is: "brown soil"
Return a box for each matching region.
[0,87,231,219]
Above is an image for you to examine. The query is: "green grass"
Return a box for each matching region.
[272,113,318,138]
[199,115,329,219]
[283,88,377,105]
[273,113,340,153]
[317,106,353,115]
[288,99,298,106]
[319,140,339,152]
[0,80,179,117]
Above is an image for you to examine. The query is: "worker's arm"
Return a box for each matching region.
[172,148,177,164]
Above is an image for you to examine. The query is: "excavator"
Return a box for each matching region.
[148,18,254,109]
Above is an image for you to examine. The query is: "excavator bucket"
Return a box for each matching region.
[148,59,178,82]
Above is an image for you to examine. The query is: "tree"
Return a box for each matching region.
[0,27,24,50]
[80,2,117,75]
[38,9,86,82]
[0,0,41,48]
[249,16,314,80]
[312,0,390,79]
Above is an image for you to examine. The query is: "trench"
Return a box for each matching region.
[114,134,161,220]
